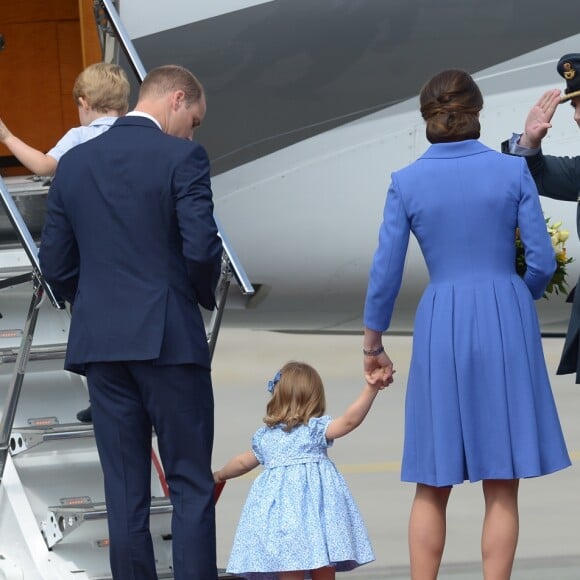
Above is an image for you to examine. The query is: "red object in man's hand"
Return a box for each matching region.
[214,480,226,503]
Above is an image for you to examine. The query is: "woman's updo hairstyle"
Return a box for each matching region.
[420,69,483,144]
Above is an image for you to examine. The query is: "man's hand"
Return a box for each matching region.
[520,89,561,149]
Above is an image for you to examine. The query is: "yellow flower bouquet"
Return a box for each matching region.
[516,217,573,298]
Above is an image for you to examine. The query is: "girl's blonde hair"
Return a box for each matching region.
[73,62,130,114]
[264,361,326,431]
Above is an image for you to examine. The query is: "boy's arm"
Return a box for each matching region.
[214,450,259,483]
[0,118,58,176]
[325,383,380,441]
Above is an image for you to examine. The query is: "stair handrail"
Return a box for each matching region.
[0,178,62,308]
[96,0,255,360]
[0,176,63,482]
[96,0,147,81]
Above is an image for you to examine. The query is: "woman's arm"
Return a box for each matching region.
[517,160,557,299]
[364,178,411,333]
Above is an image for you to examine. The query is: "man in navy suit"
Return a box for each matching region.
[39,65,223,579]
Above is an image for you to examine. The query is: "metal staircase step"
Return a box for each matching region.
[42,496,173,548]
[10,423,94,455]
[91,570,243,579]
[91,571,175,580]
[0,343,67,365]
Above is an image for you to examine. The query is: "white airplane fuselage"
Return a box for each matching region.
[1,3,580,578]
[118,0,580,334]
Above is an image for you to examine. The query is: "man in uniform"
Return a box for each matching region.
[502,53,580,381]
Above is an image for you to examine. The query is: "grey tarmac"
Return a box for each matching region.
[212,330,580,579]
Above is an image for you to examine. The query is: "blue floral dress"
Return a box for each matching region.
[226,416,375,578]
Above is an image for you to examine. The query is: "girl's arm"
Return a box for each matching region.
[325,383,381,441]
[214,450,260,483]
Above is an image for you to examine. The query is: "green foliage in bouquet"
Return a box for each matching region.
[516,217,573,298]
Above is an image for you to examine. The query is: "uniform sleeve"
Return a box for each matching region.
[525,150,580,202]
[517,159,557,299]
[364,176,411,331]
[505,132,541,157]
[309,415,333,448]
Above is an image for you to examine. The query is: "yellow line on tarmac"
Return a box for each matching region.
[244,452,579,478]
[337,461,401,474]
[338,450,580,475]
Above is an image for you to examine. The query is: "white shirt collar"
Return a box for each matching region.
[88,116,118,127]
[125,111,162,130]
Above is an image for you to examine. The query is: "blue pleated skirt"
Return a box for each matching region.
[401,275,571,486]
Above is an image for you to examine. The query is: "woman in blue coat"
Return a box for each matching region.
[363,70,570,580]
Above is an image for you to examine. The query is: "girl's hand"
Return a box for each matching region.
[367,365,394,390]
[364,350,394,388]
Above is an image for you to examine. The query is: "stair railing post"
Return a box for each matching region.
[207,254,233,362]
[0,275,44,483]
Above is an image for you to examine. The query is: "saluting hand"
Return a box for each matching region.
[520,89,561,149]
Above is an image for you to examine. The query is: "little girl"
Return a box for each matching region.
[214,361,389,580]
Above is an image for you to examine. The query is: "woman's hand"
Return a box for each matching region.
[363,327,394,388]
[364,350,394,389]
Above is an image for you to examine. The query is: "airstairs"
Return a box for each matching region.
[0,3,253,575]
[0,171,251,579]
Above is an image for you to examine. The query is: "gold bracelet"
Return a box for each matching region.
[363,345,384,357]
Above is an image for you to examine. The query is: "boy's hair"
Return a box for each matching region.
[73,62,130,114]
[264,361,326,431]
[138,65,204,106]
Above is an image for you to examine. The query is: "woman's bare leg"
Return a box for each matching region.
[409,483,452,580]
[311,565,336,579]
[481,479,519,580]
[278,572,304,580]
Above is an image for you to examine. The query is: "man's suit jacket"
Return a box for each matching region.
[39,115,223,374]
